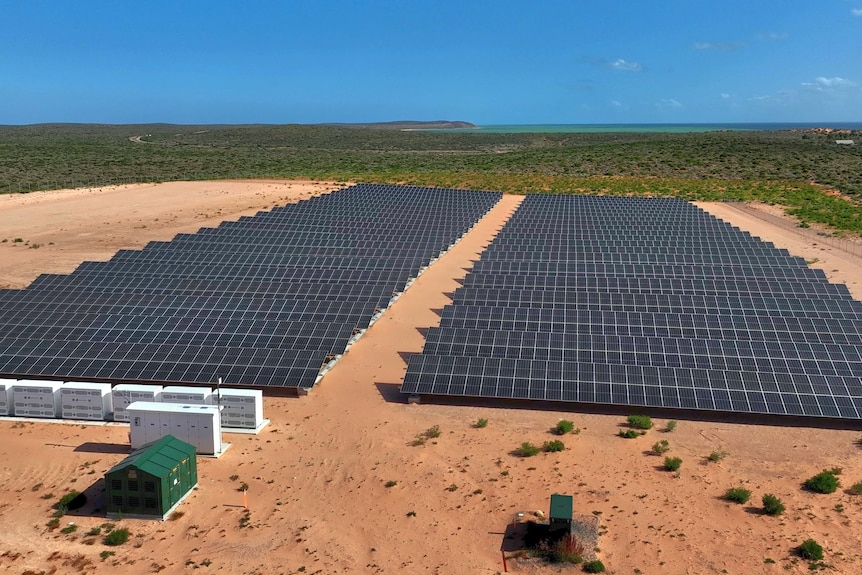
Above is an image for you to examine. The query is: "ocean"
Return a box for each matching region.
[428,123,862,134]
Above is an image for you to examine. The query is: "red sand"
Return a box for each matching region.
[1,183,861,575]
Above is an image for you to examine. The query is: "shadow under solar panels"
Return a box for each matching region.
[401,194,862,421]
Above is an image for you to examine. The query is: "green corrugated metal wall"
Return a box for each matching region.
[105,435,197,519]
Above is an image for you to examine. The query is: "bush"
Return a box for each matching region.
[543,440,565,453]
[798,538,824,561]
[535,534,584,564]
[626,415,653,430]
[583,559,606,573]
[516,442,541,457]
[707,451,728,462]
[618,429,642,439]
[724,487,751,504]
[554,420,575,435]
[664,457,682,471]
[762,494,785,516]
[474,418,488,428]
[805,470,840,494]
[849,481,862,495]
[664,420,677,432]
[56,491,84,510]
[652,440,670,455]
[424,425,442,439]
[103,528,131,546]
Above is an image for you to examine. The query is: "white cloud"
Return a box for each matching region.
[852,8,862,16]
[609,100,622,108]
[609,58,642,72]
[656,98,682,108]
[694,41,744,51]
[801,76,858,90]
[720,93,732,100]
[756,32,788,40]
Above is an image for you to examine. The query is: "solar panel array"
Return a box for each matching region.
[0,184,501,390]
[402,195,862,420]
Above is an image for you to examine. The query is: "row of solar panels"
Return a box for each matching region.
[403,356,862,419]
[0,184,502,388]
[422,329,862,360]
[401,195,862,420]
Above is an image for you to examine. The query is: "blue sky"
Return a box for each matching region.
[1,1,860,125]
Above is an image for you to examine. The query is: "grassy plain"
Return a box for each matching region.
[2,123,862,232]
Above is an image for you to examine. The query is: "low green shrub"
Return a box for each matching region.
[543,440,565,453]
[664,420,677,432]
[516,442,540,457]
[554,420,575,435]
[805,470,840,494]
[848,481,862,495]
[474,418,488,428]
[583,559,606,573]
[626,415,653,430]
[618,429,642,439]
[724,487,751,504]
[664,457,682,471]
[103,528,130,546]
[762,494,785,516]
[798,538,824,561]
[56,491,82,509]
[707,451,728,462]
[652,440,670,455]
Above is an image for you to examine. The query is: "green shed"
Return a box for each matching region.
[549,493,573,534]
[105,435,198,520]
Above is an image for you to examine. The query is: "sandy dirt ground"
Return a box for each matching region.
[1,183,862,575]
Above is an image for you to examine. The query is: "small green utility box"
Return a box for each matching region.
[105,434,197,520]
[549,493,573,534]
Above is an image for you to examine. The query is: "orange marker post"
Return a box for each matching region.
[243,489,248,509]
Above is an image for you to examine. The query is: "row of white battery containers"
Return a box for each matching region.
[0,379,264,429]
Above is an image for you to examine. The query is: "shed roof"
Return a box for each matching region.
[549,493,573,520]
[127,401,221,415]
[108,435,195,479]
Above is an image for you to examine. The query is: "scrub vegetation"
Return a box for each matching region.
[3,124,862,233]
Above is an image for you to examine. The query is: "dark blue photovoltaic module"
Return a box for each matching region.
[401,195,862,420]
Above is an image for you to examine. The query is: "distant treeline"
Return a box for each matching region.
[2,123,861,232]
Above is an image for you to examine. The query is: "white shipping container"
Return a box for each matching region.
[12,380,62,418]
[112,384,162,422]
[214,388,264,429]
[0,378,15,416]
[61,381,113,421]
[127,401,223,455]
[161,386,213,405]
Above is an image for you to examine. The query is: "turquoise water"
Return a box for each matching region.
[429,123,862,134]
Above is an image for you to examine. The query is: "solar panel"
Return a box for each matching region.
[402,194,862,420]
[0,184,501,390]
